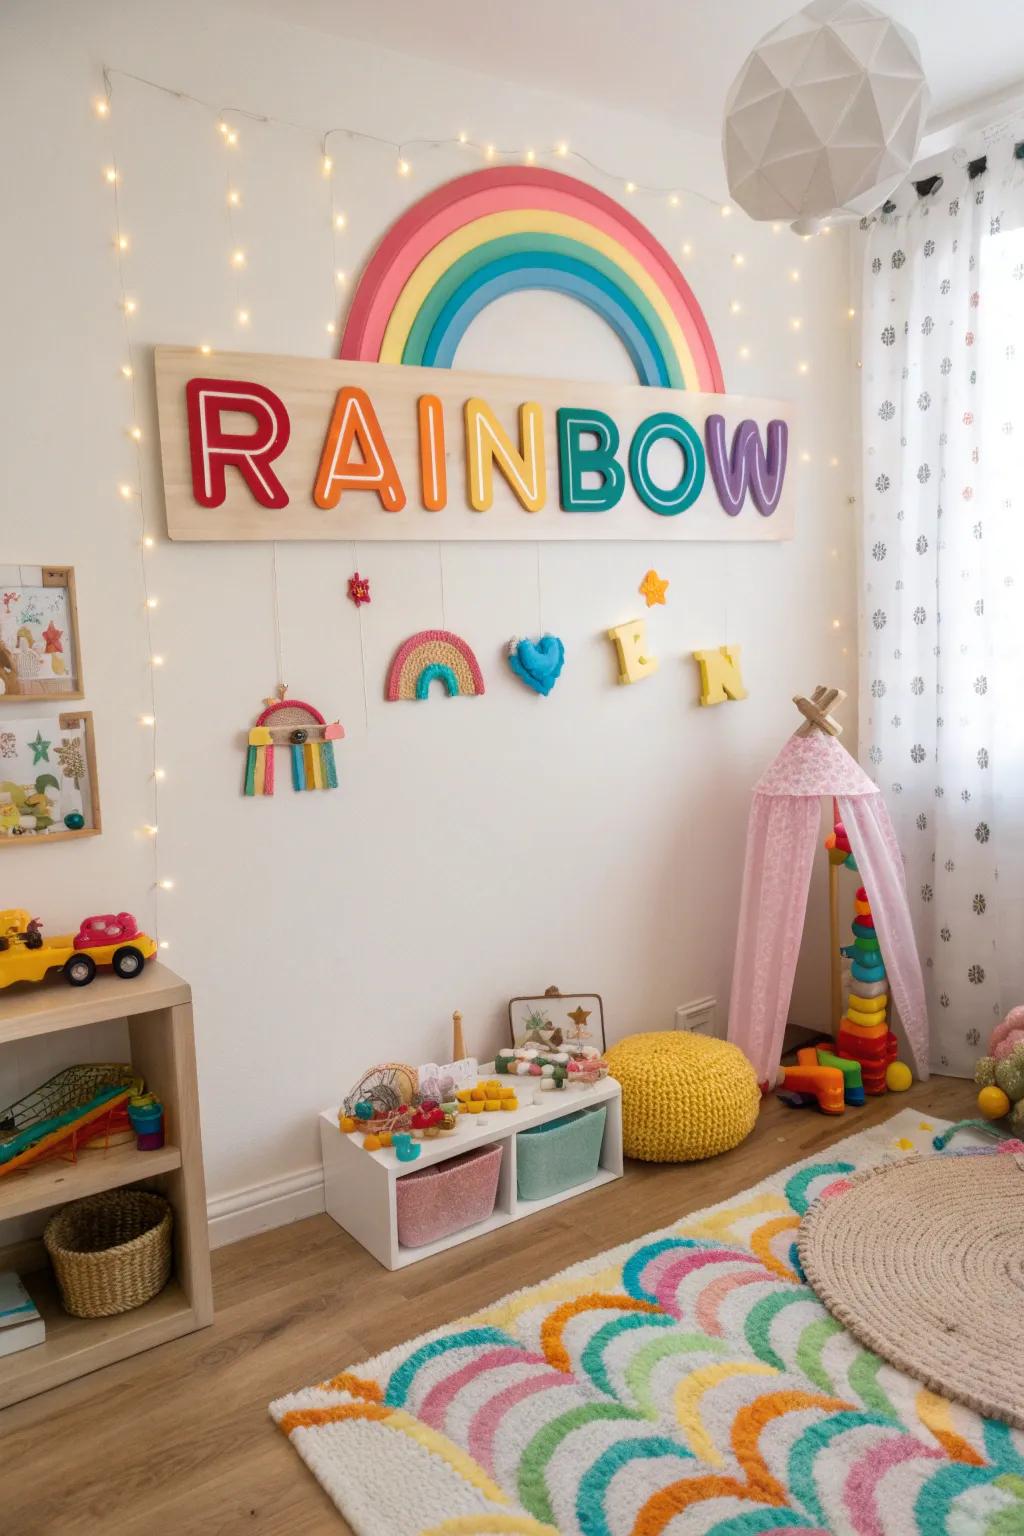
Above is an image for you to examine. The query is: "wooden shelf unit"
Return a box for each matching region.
[321,1070,623,1270]
[0,963,213,1409]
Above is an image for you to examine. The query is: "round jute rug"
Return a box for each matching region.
[797,1151,1024,1429]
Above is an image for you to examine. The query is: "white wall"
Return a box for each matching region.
[1,0,857,1216]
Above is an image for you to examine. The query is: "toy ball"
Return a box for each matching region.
[354,1100,374,1120]
[528,1063,542,1076]
[541,1063,554,1076]
[64,811,85,830]
[886,1061,913,1093]
[363,1133,382,1151]
[978,1084,1011,1120]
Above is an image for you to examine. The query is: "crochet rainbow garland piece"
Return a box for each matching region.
[270,1109,1024,1536]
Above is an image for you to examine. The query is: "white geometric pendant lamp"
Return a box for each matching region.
[723,0,929,233]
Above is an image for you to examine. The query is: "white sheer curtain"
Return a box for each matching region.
[860,149,1024,1075]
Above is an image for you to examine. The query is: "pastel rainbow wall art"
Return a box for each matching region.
[385,630,485,702]
[339,166,724,392]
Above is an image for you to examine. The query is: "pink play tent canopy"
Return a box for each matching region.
[727,727,929,1084]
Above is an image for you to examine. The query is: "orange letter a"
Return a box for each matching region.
[314,387,406,511]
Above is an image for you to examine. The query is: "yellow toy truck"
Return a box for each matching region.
[0,910,157,989]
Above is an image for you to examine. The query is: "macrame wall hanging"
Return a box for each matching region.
[244,689,344,796]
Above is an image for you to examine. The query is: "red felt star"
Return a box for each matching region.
[347,572,371,607]
[41,621,64,653]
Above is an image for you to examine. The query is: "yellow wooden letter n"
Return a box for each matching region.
[694,645,747,706]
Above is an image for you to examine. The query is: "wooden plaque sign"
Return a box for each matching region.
[155,346,794,543]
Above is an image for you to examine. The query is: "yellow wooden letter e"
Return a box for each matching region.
[608,619,658,685]
[694,645,747,706]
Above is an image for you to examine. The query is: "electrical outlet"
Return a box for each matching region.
[674,996,718,1035]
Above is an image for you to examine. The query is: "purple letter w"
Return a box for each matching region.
[705,416,788,517]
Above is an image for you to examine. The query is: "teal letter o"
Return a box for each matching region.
[628,412,706,515]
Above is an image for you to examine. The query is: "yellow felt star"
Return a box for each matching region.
[639,569,669,607]
[567,1005,591,1034]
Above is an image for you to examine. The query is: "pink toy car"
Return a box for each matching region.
[73,913,140,950]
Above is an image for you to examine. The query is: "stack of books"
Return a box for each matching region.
[0,1271,45,1357]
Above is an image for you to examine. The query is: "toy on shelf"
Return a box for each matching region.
[392,1133,420,1163]
[0,1065,143,1176]
[455,1079,519,1112]
[495,1045,607,1091]
[777,1046,864,1114]
[0,909,156,990]
[727,689,928,1091]
[451,1009,467,1062]
[127,1093,164,1150]
[508,986,607,1054]
[337,1061,465,1150]
[243,688,344,796]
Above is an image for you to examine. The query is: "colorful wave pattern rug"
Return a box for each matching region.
[270,1109,1024,1535]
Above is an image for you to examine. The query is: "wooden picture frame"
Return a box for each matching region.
[0,567,84,701]
[508,986,606,1053]
[0,711,101,846]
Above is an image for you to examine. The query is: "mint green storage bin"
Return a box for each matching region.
[516,1104,607,1201]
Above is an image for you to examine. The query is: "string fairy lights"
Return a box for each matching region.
[94,78,172,951]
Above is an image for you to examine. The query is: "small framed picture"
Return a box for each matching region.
[0,567,83,701]
[0,712,101,844]
[508,987,606,1054]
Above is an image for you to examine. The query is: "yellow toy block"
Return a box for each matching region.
[500,1096,518,1110]
[484,1099,501,1111]
[455,1087,473,1103]
[465,1101,484,1114]
[471,1087,485,1101]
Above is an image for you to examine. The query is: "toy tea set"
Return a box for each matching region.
[336,1005,609,1162]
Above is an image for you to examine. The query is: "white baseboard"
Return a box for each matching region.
[207,1165,325,1249]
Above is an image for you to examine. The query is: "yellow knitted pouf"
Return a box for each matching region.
[605,1031,760,1162]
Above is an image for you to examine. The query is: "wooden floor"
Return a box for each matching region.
[0,1075,975,1536]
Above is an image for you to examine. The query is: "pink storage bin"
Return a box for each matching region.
[395,1143,502,1248]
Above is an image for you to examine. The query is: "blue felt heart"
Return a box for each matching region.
[507,634,565,696]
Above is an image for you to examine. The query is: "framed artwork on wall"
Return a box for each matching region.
[0,711,101,844]
[0,566,83,701]
[508,986,606,1054]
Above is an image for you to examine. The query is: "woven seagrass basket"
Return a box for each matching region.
[44,1189,172,1318]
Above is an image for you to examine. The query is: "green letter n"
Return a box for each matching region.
[557,408,625,512]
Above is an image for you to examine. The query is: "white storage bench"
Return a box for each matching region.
[320,1068,622,1269]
